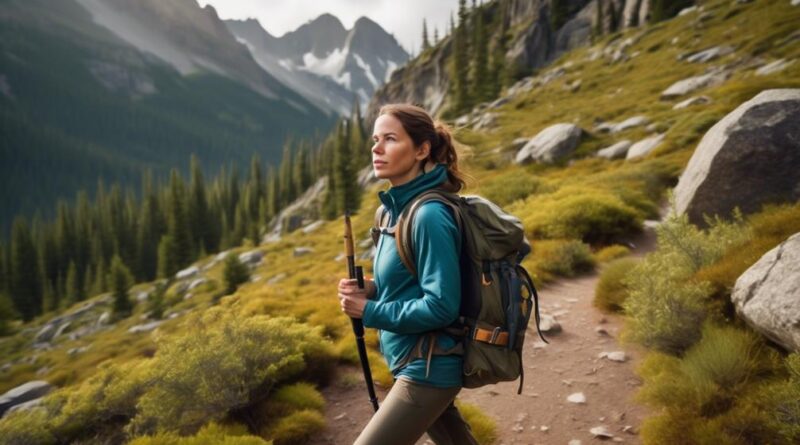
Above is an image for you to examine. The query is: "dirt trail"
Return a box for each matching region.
[310,227,657,445]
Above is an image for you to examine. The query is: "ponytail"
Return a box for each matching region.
[378,103,468,192]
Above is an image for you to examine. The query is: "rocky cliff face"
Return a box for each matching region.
[366,0,655,123]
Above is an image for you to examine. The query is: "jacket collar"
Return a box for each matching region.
[378,163,448,223]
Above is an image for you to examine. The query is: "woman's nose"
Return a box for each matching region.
[372,142,383,154]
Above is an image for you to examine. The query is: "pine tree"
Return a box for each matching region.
[136,171,162,281]
[0,242,7,295]
[421,18,431,51]
[551,0,570,30]
[433,27,439,45]
[0,291,17,336]
[349,98,369,172]
[65,260,82,306]
[594,0,606,38]
[292,145,308,201]
[452,0,471,114]
[266,166,279,223]
[188,155,211,256]
[490,0,511,96]
[10,217,42,321]
[108,255,133,319]
[223,254,250,295]
[471,5,489,102]
[279,140,295,207]
[167,169,192,269]
[92,257,107,295]
[157,235,177,279]
[333,120,359,215]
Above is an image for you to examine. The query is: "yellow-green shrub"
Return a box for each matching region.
[269,382,325,415]
[593,244,631,263]
[455,400,497,445]
[528,239,595,281]
[622,211,749,355]
[594,258,637,313]
[478,170,548,207]
[128,308,333,435]
[266,409,325,445]
[523,189,642,244]
[128,422,271,445]
[0,407,56,445]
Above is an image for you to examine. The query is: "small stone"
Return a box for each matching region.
[590,425,614,438]
[540,425,549,432]
[561,379,573,386]
[622,425,637,434]
[599,351,628,362]
[595,326,610,336]
[515,413,528,422]
[612,438,625,443]
[512,423,524,433]
[569,440,582,445]
[333,413,347,420]
[567,392,586,404]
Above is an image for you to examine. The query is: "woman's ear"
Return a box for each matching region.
[415,141,431,161]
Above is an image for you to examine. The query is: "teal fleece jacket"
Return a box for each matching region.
[363,163,463,388]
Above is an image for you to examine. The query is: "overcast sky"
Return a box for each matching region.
[197,0,461,55]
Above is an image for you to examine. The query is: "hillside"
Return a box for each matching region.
[1,0,799,444]
[0,0,336,234]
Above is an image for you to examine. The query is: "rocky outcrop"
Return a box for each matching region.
[0,381,52,417]
[673,89,800,224]
[731,233,800,352]
[597,140,632,159]
[515,123,583,164]
[264,176,328,242]
[660,68,730,100]
[625,133,665,160]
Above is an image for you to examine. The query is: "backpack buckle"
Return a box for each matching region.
[490,326,502,343]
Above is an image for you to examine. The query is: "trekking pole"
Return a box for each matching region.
[343,211,380,412]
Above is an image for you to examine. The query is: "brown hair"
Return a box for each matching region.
[378,103,467,192]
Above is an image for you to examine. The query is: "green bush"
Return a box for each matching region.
[593,244,631,263]
[0,407,56,445]
[594,258,637,313]
[455,401,497,445]
[129,308,332,435]
[224,255,251,295]
[267,409,325,445]
[128,422,271,445]
[479,170,548,207]
[622,210,750,355]
[524,189,642,244]
[270,383,325,414]
[530,239,595,280]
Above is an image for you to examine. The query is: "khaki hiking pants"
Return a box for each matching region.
[353,377,480,445]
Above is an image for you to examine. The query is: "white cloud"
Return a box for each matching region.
[196,0,460,54]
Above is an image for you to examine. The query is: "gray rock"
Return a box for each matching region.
[53,321,72,339]
[626,133,665,160]
[34,324,56,344]
[678,6,699,16]
[599,351,628,362]
[612,116,649,133]
[187,278,207,291]
[673,95,711,110]
[0,381,52,417]
[175,266,199,281]
[267,273,287,285]
[95,311,111,326]
[238,250,263,266]
[732,232,800,352]
[793,0,800,6]
[489,96,510,109]
[301,220,324,234]
[567,392,586,404]
[538,314,562,333]
[514,123,583,164]
[135,290,150,302]
[264,176,327,241]
[661,69,730,99]
[684,45,734,63]
[127,321,164,334]
[596,140,633,159]
[5,397,44,416]
[473,112,498,131]
[755,59,795,76]
[590,425,615,439]
[293,247,314,257]
[673,89,800,224]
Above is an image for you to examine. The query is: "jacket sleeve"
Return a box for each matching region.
[362,201,461,333]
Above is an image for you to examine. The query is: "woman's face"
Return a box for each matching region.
[371,114,429,187]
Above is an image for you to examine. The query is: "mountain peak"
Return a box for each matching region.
[308,13,345,32]
[353,16,380,30]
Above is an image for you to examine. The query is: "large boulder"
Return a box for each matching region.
[731,233,800,352]
[0,381,52,417]
[514,123,583,164]
[673,89,800,225]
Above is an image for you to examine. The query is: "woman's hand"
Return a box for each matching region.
[338,278,376,319]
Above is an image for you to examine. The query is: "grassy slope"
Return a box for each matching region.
[0,0,799,440]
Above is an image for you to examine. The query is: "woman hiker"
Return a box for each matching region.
[338,103,480,445]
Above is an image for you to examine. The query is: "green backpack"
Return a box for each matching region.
[371,188,548,394]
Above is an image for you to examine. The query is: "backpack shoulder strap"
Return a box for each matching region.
[370,204,390,246]
[396,189,463,277]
